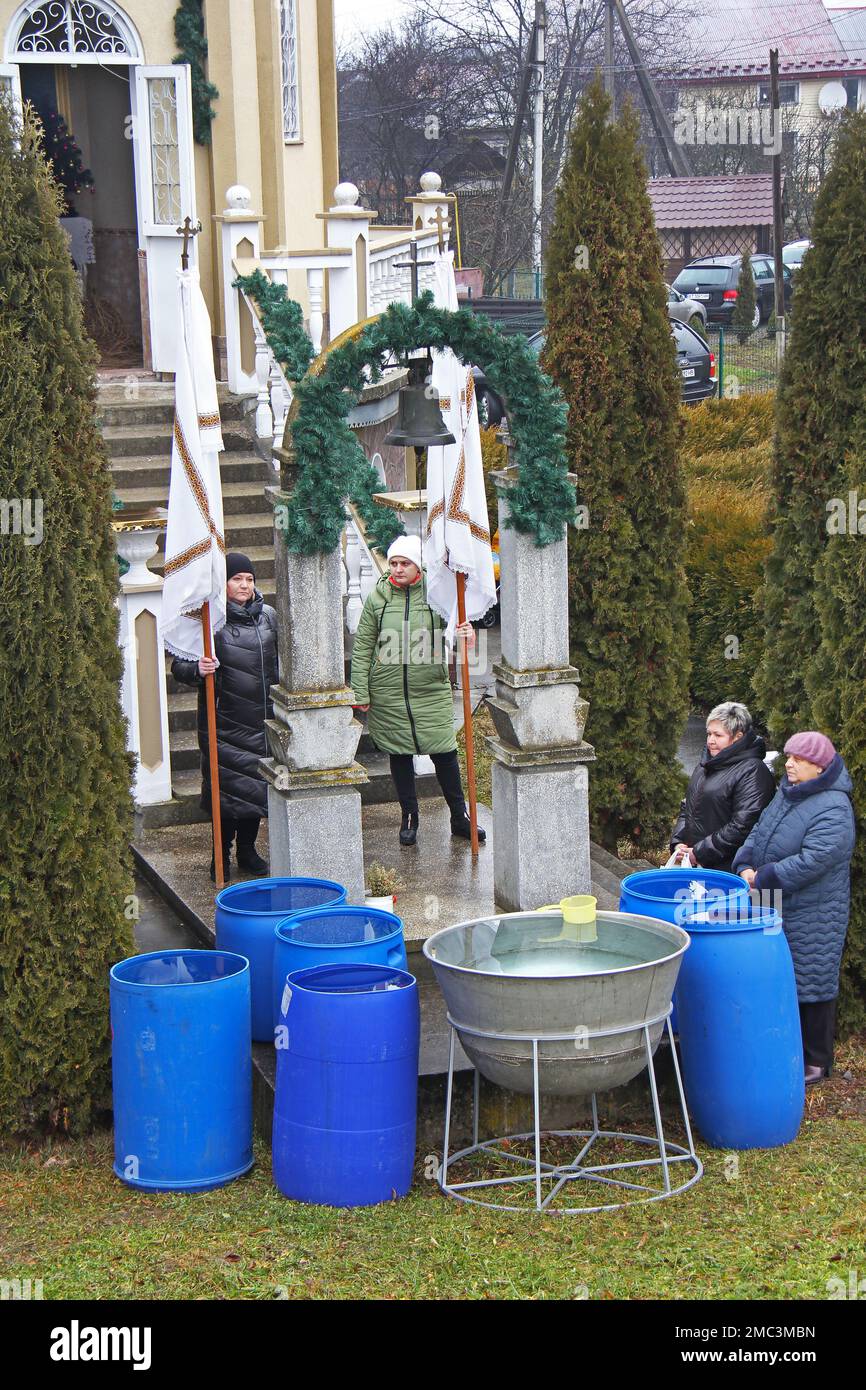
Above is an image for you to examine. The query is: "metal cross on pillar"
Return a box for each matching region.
[394,238,421,301]
[432,207,448,254]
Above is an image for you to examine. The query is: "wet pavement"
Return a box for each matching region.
[133,871,201,952]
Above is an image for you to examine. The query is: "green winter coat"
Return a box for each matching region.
[351,574,457,755]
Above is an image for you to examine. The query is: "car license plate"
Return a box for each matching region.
[691,293,710,300]
[680,367,696,379]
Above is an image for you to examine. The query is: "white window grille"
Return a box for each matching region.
[147,76,182,225]
[8,1,142,62]
[279,0,300,141]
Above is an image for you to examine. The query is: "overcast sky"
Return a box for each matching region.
[332,0,860,53]
[333,0,414,46]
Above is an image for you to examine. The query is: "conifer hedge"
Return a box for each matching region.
[757,111,866,1031]
[542,78,690,852]
[0,101,135,1134]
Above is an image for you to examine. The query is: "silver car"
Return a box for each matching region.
[667,284,708,335]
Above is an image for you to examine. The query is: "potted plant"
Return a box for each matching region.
[365,862,402,913]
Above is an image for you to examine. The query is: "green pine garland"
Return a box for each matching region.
[235,272,573,557]
[173,0,219,145]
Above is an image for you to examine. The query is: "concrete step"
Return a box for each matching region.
[139,769,204,829]
[103,422,253,459]
[167,690,198,733]
[152,541,275,582]
[145,512,275,554]
[113,478,275,517]
[97,394,249,429]
[110,452,268,491]
[169,727,200,771]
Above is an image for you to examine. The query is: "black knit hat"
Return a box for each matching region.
[226,552,255,582]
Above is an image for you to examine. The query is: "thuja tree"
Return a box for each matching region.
[731,252,757,341]
[755,111,866,741]
[0,100,134,1134]
[543,77,690,852]
[793,112,866,1031]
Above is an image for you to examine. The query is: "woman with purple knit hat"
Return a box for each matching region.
[733,732,856,1085]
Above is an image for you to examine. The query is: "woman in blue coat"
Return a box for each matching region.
[733,731,855,1086]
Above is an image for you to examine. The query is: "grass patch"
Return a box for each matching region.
[1,1035,864,1300]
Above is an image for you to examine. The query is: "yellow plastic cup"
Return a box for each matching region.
[560,895,597,925]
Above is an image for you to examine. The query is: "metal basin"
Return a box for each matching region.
[423,910,689,1097]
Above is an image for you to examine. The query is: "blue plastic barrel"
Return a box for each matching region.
[272,962,419,1207]
[677,902,804,1149]
[215,877,346,1042]
[619,868,751,1030]
[110,949,253,1192]
[272,905,408,1029]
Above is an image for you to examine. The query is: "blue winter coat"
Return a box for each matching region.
[732,755,855,1002]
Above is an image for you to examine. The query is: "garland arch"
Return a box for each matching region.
[235,270,574,557]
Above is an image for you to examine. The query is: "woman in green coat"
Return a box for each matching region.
[351,535,486,847]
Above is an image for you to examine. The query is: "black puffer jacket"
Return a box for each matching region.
[172,591,279,819]
[671,728,777,872]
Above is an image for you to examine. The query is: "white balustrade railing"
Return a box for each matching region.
[224,172,453,453]
[343,504,384,638]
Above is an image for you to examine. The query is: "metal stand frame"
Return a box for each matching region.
[439,1010,702,1214]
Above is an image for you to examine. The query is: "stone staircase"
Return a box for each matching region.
[103,382,497,828]
[101,380,275,828]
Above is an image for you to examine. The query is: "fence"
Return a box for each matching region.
[703,325,781,398]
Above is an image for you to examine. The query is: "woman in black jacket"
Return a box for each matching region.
[172,554,278,882]
[671,701,777,872]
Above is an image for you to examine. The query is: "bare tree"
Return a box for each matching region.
[339,0,700,288]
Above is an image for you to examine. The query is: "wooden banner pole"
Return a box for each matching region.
[456,572,479,859]
[201,600,224,889]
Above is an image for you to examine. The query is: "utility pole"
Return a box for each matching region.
[604,0,615,119]
[489,12,541,291]
[611,0,692,177]
[532,1,546,296]
[770,48,786,364]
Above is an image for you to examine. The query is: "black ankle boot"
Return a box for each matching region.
[209,846,233,884]
[451,810,486,843]
[399,809,419,846]
[236,843,269,875]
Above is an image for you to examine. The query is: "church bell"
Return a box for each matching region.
[383,355,456,449]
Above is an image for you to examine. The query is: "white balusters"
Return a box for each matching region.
[269,360,291,453]
[253,316,274,441]
[307,267,324,355]
[344,515,363,634]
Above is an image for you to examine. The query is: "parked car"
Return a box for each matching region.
[473,297,714,424]
[521,324,716,405]
[783,239,811,274]
[667,284,708,334]
[672,254,792,330]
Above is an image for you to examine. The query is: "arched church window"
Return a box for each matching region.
[8,1,142,62]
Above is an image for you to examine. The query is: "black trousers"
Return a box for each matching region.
[799,999,836,1073]
[389,750,466,819]
[212,814,260,869]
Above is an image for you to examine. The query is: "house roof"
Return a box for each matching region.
[828,7,866,63]
[664,0,866,80]
[647,175,775,229]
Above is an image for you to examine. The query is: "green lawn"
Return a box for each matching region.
[2,1036,864,1301]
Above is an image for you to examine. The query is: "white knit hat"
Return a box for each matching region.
[386,534,424,571]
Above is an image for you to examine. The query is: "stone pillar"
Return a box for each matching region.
[262,486,368,902]
[486,447,595,911]
[316,183,375,338]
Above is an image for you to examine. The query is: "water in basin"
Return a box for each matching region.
[440,913,672,977]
